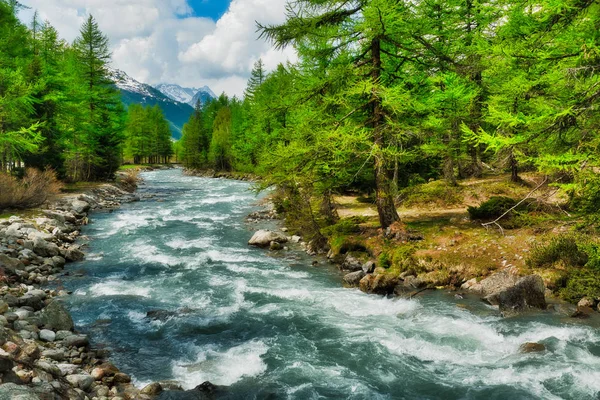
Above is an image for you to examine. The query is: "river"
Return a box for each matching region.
[62,169,600,399]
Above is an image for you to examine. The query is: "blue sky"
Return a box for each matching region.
[188,0,231,20]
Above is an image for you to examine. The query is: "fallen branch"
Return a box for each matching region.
[482,176,549,235]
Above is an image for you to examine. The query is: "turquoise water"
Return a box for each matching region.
[62,169,600,399]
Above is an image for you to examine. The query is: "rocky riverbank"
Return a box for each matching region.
[0,183,165,399]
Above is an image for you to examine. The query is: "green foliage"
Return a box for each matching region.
[527,235,589,269]
[123,104,172,164]
[560,268,600,303]
[467,197,518,220]
[399,180,463,208]
[379,252,391,269]
[321,217,366,236]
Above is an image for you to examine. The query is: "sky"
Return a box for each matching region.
[19,0,297,97]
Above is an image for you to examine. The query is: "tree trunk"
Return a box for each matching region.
[371,38,400,230]
[509,150,520,183]
[320,190,339,225]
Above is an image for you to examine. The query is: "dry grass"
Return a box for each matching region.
[0,169,63,210]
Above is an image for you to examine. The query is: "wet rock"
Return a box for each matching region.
[141,382,163,396]
[157,381,227,400]
[571,306,594,319]
[520,342,546,353]
[62,246,85,262]
[484,275,547,314]
[0,253,24,272]
[269,241,283,251]
[63,334,88,348]
[468,269,520,296]
[403,276,426,289]
[248,230,288,248]
[113,372,131,383]
[91,362,119,380]
[41,300,74,331]
[343,271,365,287]
[359,274,399,295]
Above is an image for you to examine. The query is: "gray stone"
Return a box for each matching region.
[35,360,62,377]
[343,271,366,287]
[341,255,363,272]
[41,300,74,331]
[0,254,24,272]
[56,363,80,376]
[39,329,56,342]
[55,330,72,340]
[62,246,85,262]
[578,297,596,308]
[484,275,547,314]
[362,261,376,274]
[66,374,94,391]
[63,334,88,348]
[70,200,90,215]
[32,237,60,257]
[248,230,288,247]
[42,349,66,361]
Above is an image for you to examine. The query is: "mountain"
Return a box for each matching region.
[109,69,194,140]
[155,83,216,107]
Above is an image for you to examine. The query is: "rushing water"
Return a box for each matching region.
[62,169,600,399]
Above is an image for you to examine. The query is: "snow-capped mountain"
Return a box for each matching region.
[108,68,194,140]
[155,83,216,107]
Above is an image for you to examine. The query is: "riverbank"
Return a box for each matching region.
[0,180,159,399]
[246,172,600,319]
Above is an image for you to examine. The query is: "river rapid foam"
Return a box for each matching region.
[63,169,600,399]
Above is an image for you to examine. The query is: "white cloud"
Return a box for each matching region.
[19,0,296,97]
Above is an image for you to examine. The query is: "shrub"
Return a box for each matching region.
[321,217,366,236]
[467,196,518,220]
[379,252,391,269]
[117,170,139,193]
[527,234,589,269]
[0,168,62,210]
[570,174,600,215]
[560,268,600,303]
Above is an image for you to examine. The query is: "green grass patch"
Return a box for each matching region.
[398,180,463,208]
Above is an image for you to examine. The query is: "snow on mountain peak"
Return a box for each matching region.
[155,83,216,107]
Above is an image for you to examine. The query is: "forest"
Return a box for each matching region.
[0,1,172,187]
[178,0,600,235]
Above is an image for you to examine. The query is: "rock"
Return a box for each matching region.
[468,269,520,296]
[66,374,94,391]
[42,349,66,361]
[403,276,426,289]
[578,297,596,308]
[460,277,478,290]
[91,363,118,380]
[35,360,62,377]
[113,372,131,383]
[359,274,399,295]
[340,255,363,272]
[0,383,44,400]
[0,349,14,372]
[63,334,88,348]
[343,271,365,287]
[41,300,74,331]
[141,382,163,396]
[0,253,24,272]
[484,275,547,314]
[362,261,376,274]
[0,301,9,314]
[70,200,90,214]
[56,363,80,376]
[571,306,594,319]
[39,329,56,342]
[31,237,60,257]
[290,235,302,243]
[269,241,283,251]
[62,246,85,262]
[248,230,288,248]
[17,342,40,363]
[520,342,546,353]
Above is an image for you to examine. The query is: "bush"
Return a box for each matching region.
[570,174,600,215]
[321,217,366,236]
[468,196,518,220]
[0,169,62,210]
[117,170,139,193]
[379,252,391,269]
[527,234,589,269]
[560,268,600,303]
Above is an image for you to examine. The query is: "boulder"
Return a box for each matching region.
[32,237,60,257]
[343,271,365,287]
[484,275,547,314]
[248,230,288,248]
[362,261,376,274]
[269,241,283,251]
[70,200,90,215]
[0,254,24,272]
[39,329,56,342]
[359,274,399,295]
[141,382,163,396]
[403,276,426,289]
[66,374,94,391]
[340,255,363,272]
[62,246,85,262]
[63,334,88,348]
[519,342,546,353]
[467,269,520,296]
[41,300,74,331]
[578,297,596,309]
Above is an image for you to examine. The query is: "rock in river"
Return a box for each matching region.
[41,300,74,331]
[248,230,288,248]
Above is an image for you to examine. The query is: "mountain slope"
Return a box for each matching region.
[109,69,194,140]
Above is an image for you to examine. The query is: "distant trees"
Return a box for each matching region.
[123,104,173,164]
